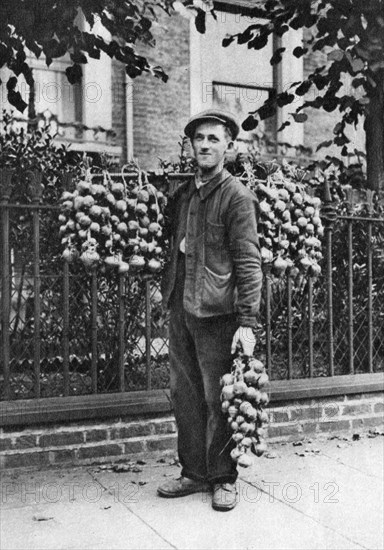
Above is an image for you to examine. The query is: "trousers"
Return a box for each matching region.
[169,253,238,484]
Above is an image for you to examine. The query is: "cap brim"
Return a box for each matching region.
[184,116,239,140]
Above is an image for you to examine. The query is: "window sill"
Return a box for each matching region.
[55,137,122,157]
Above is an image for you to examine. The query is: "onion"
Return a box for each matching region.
[257,373,269,390]
[221,373,234,386]
[90,222,100,233]
[233,381,248,396]
[147,258,162,273]
[137,189,150,203]
[248,358,264,373]
[105,255,120,267]
[115,200,127,212]
[221,400,230,413]
[221,385,235,401]
[237,453,252,468]
[129,255,145,268]
[118,261,130,274]
[253,440,267,457]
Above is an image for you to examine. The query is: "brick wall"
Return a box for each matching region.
[1,392,382,470]
[132,12,190,170]
[109,22,366,167]
[0,416,178,470]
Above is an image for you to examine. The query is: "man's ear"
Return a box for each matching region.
[226,140,234,152]
[190,138,196,158]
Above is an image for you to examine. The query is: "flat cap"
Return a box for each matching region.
[184,109,240,140]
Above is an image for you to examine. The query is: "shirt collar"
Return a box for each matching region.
[195,175,211,190]
[194,169,231,201]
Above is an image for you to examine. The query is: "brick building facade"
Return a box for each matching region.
[0,1,365,169]
[119,2,364,169]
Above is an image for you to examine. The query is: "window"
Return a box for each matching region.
[190,6,304,154]
[212,81,277,153]
[0,15,122,160]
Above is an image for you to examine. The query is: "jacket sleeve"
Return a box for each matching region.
[225,189,263,328]
[163,181,189,245]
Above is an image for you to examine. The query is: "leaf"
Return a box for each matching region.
[7,89,28,113]
[113,463,132,472]
[242,115,258,131]
[140,17,152,32]
[291,112,308,123]
[151,65,168,83]
[350,58,365,73]
[88,48,101,60]
[65,64,82,84]
[276,24,289,37]
[195,9,206,34]
[327,49,344,62]
[352,77,365,89]
[355,45,371,61]
[312,74,329,91]
[70,51,88,64]
[334,133,350,146]
[356,97,369,107]
[293,46,308,58]
[333,122,343,134]
[32,514,54,522]
[265,451,277,459]
[323,97,338,112]
[277,121,291,132]
[316,140,333,151]
[258,102,276,120]
[222,35,234,48]
[370,60,384,72]
[237,26,256,45]
[270,47,285,65]
[6,76,18,91]
[248,34,268,50]
[295,80,312,96]
[276,92,294,107]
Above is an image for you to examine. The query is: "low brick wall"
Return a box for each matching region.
[268,392,383,440]
[1,391,383,470]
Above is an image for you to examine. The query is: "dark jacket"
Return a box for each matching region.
[161,169,263,328]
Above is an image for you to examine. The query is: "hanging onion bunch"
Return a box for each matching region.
[243,163,324,280]
[221,352,270,468]
[59,169,167,275]
[128,178,166,274]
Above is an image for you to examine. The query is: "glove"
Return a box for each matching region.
[231,326,256,356]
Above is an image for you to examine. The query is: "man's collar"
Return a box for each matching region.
[194,169,231,201]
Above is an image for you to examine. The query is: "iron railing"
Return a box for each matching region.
[1,169,383,402]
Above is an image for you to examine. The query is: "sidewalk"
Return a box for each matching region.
[1,430,383,550]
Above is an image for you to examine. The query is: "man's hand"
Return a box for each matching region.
[231,326,256,356]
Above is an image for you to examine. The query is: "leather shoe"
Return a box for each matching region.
[212,482,238,511]
[157,476,210,498]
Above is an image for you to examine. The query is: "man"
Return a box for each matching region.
[159,109,263,511]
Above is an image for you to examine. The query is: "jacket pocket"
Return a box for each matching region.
[201,266,234,315]
[205,221,225,245]
[205,221,232,276]
[205,266,231,285]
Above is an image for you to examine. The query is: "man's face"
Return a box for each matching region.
[191,122,232,173]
